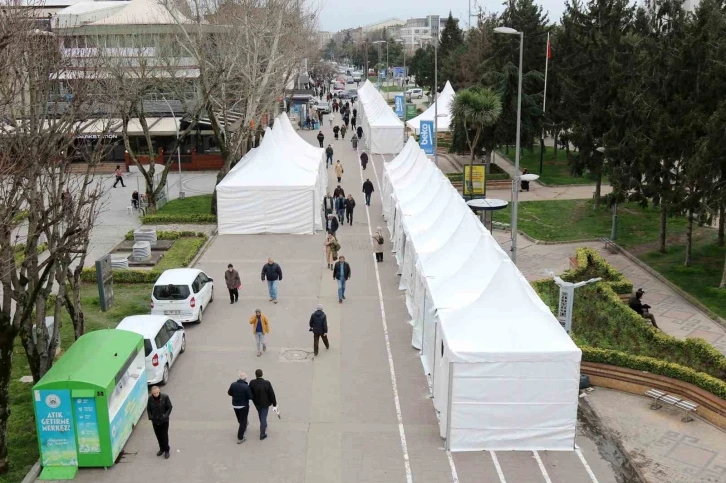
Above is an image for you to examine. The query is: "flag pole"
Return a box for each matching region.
[540,32,550,175]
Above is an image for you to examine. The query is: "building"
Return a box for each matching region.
[361,18,405,36]
[318,30,332,49]
[399,15,456,53]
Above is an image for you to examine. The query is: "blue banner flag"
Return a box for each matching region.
[394,95,405,118]
[419,121,434,155]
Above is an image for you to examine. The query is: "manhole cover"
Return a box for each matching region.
[279,348,314,362]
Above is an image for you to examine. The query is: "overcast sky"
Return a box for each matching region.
[317,0,567,32]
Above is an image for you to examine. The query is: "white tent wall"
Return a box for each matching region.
[382,137,417,220]
[406,81,456,134]
[217,187,316,235]
[357,80,404,154]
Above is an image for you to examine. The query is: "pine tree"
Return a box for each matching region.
[439,12,464,59]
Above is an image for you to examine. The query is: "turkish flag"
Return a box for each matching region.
[547,37,552,59]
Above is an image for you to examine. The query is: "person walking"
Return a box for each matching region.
[351,133,358,150]
[332,255,351,303]
[335,193,346,223]
[333,125,340,140]
[372,227,385,262]
[324,232,339,269]
[334,160,344,183]
[352,107,357,118]
[343,115,349,129]
[147,386,172,459]
[228,372,253,444]
[325,144,334,167]
[316,131,324,148]
[362,178,374,206]
[326,214,339,238]
[351,116,357,130]
[360,151,369,170]
[249,369,277,441]
[340,125,347,139]
[249,309,270,356]
[112,165,125,188]
[333,184,345,198]
[328,112,334,128]
[260,258,282,303]
[345,194,356,225]
[356,126,363,139]
[225,264,241,304]
[323,192,334,217]
[309,304,329,356]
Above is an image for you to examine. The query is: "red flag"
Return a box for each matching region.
[547,37,552,59]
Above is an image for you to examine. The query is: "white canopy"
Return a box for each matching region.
[406,81,456,134]
[382,138,581,452]
[357,80,404,154]
[217,114,326,235]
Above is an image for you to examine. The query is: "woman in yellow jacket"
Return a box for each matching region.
[249,309,270,356]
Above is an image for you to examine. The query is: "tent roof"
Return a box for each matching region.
[438,260,581,363]
[90,0,194,25]
[358,80,403,128]
[406,81,455,133]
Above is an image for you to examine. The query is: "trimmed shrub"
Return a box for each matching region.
[124,230,208,241]
[141,213,217,224]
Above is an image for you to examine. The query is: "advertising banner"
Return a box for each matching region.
[464,165,486,195]
[419,121,434,155]
[35,389,78,467]
[74,398,101,454]
[394,95,405,118]
[109,370,148,460]
[405,104,417,120]
[393,66,406,78]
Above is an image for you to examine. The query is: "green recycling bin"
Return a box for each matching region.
[32,329,148,480]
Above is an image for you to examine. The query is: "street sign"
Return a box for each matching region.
[394,95,405,118]
[393,67,406,78]
[405,104,417,120]
[419,121,434,155]
[464,165,486,196]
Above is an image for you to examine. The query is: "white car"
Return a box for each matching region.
[406,88,423,99]
[151,268,214,324]
[117,315,185,385]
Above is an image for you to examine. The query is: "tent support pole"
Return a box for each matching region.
[445,361,454,450]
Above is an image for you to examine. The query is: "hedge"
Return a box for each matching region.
[141,213,217,224]
[124,230,208,241]
[82,234,208,283]
[532,247,726,398]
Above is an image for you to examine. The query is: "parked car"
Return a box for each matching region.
[346,76,354,84]
[313,101,331,114]
[346,89,358,101]
[150,268,214,324]
[352,73,362,82]
[117,315,185,385]
[406,88,424,100]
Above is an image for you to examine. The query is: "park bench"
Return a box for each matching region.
[601,237,618,254]
[645,388,698,422]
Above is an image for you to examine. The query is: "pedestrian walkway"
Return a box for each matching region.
[491,232,726,356]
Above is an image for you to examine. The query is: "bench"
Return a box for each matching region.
[645,388,698,422]
[618,292,631,303]
[601,237,618,254]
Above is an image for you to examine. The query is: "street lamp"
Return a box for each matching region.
[395,38,405,89]
[596,146,618,240]
[372,40,387,97]
[161,96,184,199]
[494,25,523,264]
[420,34,439,166]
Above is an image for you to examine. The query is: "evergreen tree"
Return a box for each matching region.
[439,12,464,59]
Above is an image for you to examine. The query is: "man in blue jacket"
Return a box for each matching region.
[228,372,253,444]
[332,256,351,303]
[261,258,283,303]
[309,304,329,356]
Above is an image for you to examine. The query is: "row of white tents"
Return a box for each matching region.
[356,80,404,154]
[217,113,327,235]
[405,81,456,134]
[382,138,582,452]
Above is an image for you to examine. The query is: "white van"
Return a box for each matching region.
[116,315,185,385]
[406,88,423,100]
[150,268,214,324]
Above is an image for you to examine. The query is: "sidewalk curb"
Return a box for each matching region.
[20,461,40,483]
[189,230,217,268]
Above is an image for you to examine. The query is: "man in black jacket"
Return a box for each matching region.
[147,386,173,458]
[316,131,324,147]
[333,184,345,198]
[325,144,334,167]
[309,304,329,356]
[345,195,356,226]
[323,192,334,216]
[261,258,283,304]
[629,288,658,329]
[362,178,374,206]
[249,369,277,440]
[333,256,351,303]
[228,372,254,443]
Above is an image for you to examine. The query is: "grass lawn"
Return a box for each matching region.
[492,199,688,248]
[156,194,213,216]
[639,234,726,319]
[500,145,597,186]
[2,284,152,483]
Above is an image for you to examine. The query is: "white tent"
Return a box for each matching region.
[217,115,326,234]
[406,81,456,134]
[357,80,404,154]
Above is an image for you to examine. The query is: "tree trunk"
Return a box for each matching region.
[553,130,558,157]
[721,252,726,288]
[659,202,667,254]
[685,207,693,266]
[718,202,724,247]
[0,325,14,475]
[593,164,602,210]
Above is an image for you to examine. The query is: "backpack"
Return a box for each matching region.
[376,235,384,245]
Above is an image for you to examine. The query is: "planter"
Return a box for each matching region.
[582,362,726,430]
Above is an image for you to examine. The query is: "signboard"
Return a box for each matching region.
[95,255,114,312]
[405,104,417,120]
[74,398,101,454]
[394,95,405,118]
[419,121,434,155]
[393,66,406,78]
[109,370,147,461]
[35,389,78,467]
[464,165,486,196]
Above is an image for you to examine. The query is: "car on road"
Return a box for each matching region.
[117,315,185,385]
[312,101,331,114]
[346,89,358,101]
[151,268,214,324]
[406,88,424,99]
[352,72,362,82]
[346,76,354,84]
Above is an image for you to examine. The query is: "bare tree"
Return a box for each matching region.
[164,0,319,213]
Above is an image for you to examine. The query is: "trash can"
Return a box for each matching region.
[32,329,147,480]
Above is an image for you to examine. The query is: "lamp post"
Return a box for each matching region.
[596,146,618,240]
[372,40,385,92]
[161,96,183,198]
[420,35,438,166]
[494,26,523,264]
[395,38,405,89]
